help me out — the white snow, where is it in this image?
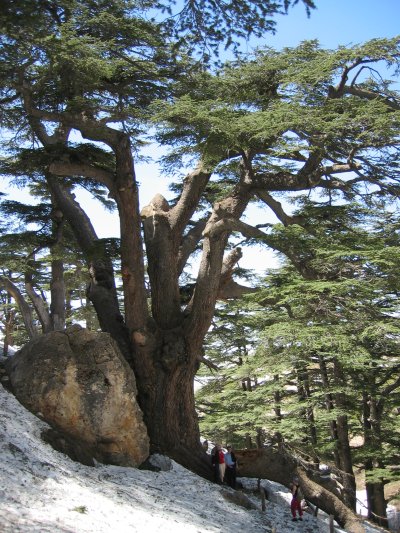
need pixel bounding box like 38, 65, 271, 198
0, 383, 388, 532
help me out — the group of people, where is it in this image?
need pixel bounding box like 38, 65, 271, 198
209, 443, 237, 489
204, 440, 305, 522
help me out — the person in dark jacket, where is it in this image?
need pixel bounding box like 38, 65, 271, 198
224, 445, 237, 489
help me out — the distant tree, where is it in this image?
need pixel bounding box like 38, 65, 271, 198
0, 192, 105, 337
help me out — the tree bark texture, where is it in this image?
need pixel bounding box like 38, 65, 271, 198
333, 360, 357, 510
0, 277, 38, 339
50, 258, 66, 331
363, 392, 388, 528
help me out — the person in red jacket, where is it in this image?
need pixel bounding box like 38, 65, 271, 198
290, 475, 304, 521
211, 444, 226, 483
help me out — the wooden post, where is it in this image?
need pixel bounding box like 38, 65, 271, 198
329, 514, 334, 533
260, 487, 266, 511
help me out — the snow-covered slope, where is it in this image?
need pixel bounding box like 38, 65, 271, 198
0, 384, 385, 532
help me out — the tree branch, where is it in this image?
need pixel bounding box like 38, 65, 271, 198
217, 247, 257, 299
177, 218, 208, 275
24, 272, 52, 333
256, 191, 305, 226
197, 354, 219, 371
169, 164, 212, 235
48, 161, 115, 191
0, 277, 38, 339
343, 86, 400, 111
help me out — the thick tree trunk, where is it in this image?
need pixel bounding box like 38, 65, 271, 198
49, 198, 66, 331
132, 331, 212, 479
365, 471, 388, 529
2, 303, 14, 357
334, 360, 357, 510
336, 415, 357, 510
318, 354, 341, 466
86, 274, 132, 361
296, 365, 317, 445
363, 393, 388, 527
50, 258, 65, 330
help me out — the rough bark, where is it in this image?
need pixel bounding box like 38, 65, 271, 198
363, 392, 389, 528
25, 270, 52, 333
50, 258, 65, 331
132, 163, 254, 466
49, 199, 66, 330
46, 175, 132, 360
1, 301, 15, 357
365, 474, 388, 529
334, 359, 357, 510
318, 353, 341, 466
296, 364, 317, 445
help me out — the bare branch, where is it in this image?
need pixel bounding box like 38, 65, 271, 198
197, 354, 219, 371
343, 86, 400, 111
49, 161, 115, 191
177, 218, 208, 275
256, 191, 305, 226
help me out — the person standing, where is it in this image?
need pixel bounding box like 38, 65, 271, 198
290, 475, 304, 521
224, 445, 237, 489
211, 444, 225, 483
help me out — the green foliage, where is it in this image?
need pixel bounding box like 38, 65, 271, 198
151, 37, 400, 194
197, 203, 400, 474
71, 505, 88, 514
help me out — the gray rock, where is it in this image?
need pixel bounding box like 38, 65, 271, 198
148, 454, 173, 471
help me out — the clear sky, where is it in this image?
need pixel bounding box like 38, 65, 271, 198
264, 0, 400, 50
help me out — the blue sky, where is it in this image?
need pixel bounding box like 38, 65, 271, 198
264, 0, 400, 49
